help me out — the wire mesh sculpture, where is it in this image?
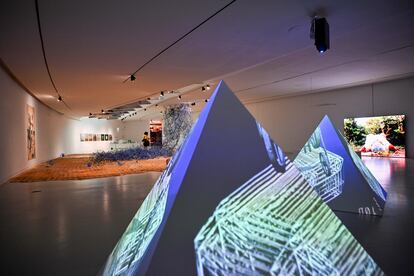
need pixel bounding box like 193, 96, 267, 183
163, 104, 193, 151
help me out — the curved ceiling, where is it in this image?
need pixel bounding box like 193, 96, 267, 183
1, 0, 414, 119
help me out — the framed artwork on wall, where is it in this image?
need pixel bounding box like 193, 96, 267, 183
27, 104, 36, 160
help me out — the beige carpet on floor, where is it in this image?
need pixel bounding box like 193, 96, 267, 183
10, 156, 168, 182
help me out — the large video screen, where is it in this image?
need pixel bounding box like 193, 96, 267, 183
344, 115, 406, 158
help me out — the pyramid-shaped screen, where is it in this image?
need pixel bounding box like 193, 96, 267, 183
294, 115, 387, 216
103, 83, 383, 275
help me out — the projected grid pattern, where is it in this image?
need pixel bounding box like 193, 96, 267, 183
294, 148, 344, 202
102, 147, 183, 275
294, 127, 345, 203
195, 161, 383, 276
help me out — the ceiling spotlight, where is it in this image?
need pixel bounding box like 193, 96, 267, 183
101, 109, 105, 113
205, 99, 209, 103
160, 111, 163, 114
144, 108, 147, 111
57, 95, 63, 102
202, 86, 206, 91
147, 97, 151, 100
191, 102, 196, 106
311, 17, 330, 53
178, 95, 182, 100
160, 91, 164, 97
130, 74, 136, 81
206, 84, 211, 90
155, 104, 158, 107
89, 113, 92, 116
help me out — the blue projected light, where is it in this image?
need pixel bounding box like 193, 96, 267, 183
294, 115, 387, 216
195, 124, 383, 275
103, 84, 384, 275
102, 86, 220, 275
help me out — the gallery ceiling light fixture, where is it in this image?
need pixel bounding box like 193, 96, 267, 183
160, 91, 165, 97
205, 99, 209, 103
178, 95, 182, 100
57, 95, 63, 102
201, 84, 211, 91
123, 0, 238, 83
34, 0, 70, 110
311, 17, 330, 53
130, 74, 136, 81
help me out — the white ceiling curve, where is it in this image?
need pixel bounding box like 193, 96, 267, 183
1, 0, 414, 119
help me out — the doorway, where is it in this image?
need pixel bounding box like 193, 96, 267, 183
150, 120, 162, 147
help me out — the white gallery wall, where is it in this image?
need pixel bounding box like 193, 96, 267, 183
121, 119, 150, 141
0, 66, 121, 184
2, 58, 413, 184
71, 118, 122, 153
246, 76, 414, 159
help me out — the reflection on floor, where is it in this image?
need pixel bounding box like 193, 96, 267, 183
0, 173, 160, 276
336, 157, 414, 275
0, 158, 413, 275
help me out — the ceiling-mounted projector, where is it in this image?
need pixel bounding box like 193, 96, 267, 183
311, 17, 330, 53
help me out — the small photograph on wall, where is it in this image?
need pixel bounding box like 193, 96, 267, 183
88, 134, 93, 142
344, 115, 406, 158
27, 104, 36, 160
97, 134, 101, 141
109, 134, 113, 141
93, 134, 97, 141
80, 133, 86, 142
105, 134, 109, 141
101, 134, 105, 141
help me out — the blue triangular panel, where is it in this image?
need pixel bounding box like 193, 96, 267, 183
103, 84, 383, 275
294, 115, 387, 216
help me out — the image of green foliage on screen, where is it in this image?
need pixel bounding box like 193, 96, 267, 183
344, 115, 406, 158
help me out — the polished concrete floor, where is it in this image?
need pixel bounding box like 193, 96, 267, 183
0, 173, 160, 276
335, 157, 414, 275
0, 158, 413, 275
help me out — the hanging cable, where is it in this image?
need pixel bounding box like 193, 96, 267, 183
34, 0, 70, 110
124, 0, 238, 82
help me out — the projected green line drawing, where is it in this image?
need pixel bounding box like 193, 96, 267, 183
294, 127, 344, 202
103, 145, 183, 275
294, 115, 387, 216
194, 161, 383, 276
